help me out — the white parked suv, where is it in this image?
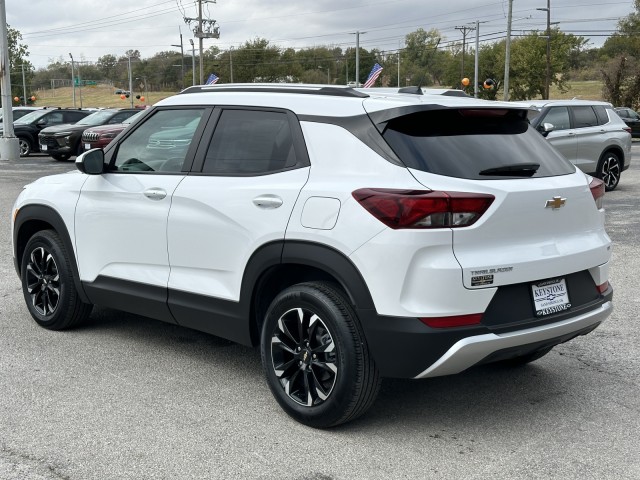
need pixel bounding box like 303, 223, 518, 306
11, 84, 614, 427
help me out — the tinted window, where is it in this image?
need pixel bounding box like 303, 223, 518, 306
382, 108, 575, 179
202, 110, 297, 175
593, 105, 609, 125
111, 108, 204, 173
572, 106, 598, 128
541, 106, 570, 130
64, 111, 87, 123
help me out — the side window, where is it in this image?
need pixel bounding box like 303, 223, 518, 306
111, 108, 205, 173
541, 107, 570, 131
617, 109, 629, 119
572, 106, 598, 128
110, 111, 135, 124
43, 112, 64, 125
202, 109, 297, 175
64, 112, 85, 123
593, 105, 609, 125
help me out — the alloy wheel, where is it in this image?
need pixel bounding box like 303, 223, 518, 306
25, 246, 60, 316
270, 307, 338, 407
600, 155, 620, 189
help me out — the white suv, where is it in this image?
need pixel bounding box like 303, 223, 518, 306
11, 84, 613, 427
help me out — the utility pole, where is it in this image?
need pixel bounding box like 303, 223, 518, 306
128, 56, 133, 108
0, 0, 19, 160
455, 25, 475, 86
229, 46, 233, 83
537, 0, 551, 99
171, 27, 185, 90
474, 21, 479, 98
21, 64, 26, 106
69, 53, 76, 108
182, 0, 220, 85
503, 0, 514, 101
350, 31, 366, 87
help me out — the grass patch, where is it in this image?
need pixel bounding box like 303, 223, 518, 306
32, 84, 176, 109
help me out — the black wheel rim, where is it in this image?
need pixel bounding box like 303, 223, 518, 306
25, 246, 60, 317
270, 307, 338, 407
601, 155, 620, 188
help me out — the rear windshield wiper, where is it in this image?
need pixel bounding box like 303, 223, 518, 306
479, 163, 540, 177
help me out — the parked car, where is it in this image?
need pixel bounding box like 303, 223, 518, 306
0, 106, 42, 123
12, 84, 613, 427
39, 108, 140, 161
5, 107, 93, 157
518, 100, 632, 191
81, 110, 146, 151
614, 106, 640, 138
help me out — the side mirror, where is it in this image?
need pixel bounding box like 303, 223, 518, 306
538, 122, 555, 137
76, 148, 105, 175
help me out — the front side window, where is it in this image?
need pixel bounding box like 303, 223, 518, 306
111, 108, 205, 173
201, 109, 297, 175
541, 107, 570, 130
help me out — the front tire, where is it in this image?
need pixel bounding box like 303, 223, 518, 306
51, 153, 71, 161
21, 230, 92, 330
597, 151, 621, 191
18, 137, 32, 157
261, 282, 381, 428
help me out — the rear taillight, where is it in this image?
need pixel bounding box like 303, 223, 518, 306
623, 126, 632, 134
419, 314, 483, 328
596, 281, 609, 294
352, 189, 494, 229
589, 177, 605, 209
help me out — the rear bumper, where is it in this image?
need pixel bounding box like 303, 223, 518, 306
358, 290, 613, 379
414, 300, 612, 378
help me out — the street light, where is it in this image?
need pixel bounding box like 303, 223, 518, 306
537, 0, 551, 99
69, 53, 76, 108
189, 39, 196, 86
318, 66, 330, 84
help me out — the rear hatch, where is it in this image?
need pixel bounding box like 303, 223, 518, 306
365, 103, 611, 289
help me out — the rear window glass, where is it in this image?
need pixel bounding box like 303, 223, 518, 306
381, 108, 575, 179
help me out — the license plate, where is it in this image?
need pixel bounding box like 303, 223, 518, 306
41, 145, 47, 151
532, 278, 571, 316
85, 143, 91, 150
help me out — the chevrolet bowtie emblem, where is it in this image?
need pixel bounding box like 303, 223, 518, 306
545, 196, 566, 209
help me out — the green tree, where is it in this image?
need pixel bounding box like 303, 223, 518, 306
7, 25, 33, 103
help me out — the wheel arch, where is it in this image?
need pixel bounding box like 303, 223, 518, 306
13, 204, 90, 303
598, 145, 624, 166
244, 240, 376, 346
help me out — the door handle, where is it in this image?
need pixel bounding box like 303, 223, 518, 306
143, 188, 167, 200
253, 194, 283, 209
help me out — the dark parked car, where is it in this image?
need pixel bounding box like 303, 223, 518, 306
81, 110, 145, 151
614, 107, 640, 138
6, 108, 93, 157
39, 108, 140, 161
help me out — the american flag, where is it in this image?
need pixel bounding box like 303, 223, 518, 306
205, 73, 219, 85
363, 63, 383, 88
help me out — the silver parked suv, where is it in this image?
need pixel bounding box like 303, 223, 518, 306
520, 100, 632, 191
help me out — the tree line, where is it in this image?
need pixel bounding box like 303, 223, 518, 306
7, 0, 640, 107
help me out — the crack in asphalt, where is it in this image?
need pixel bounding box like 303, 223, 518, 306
0, 443, 70, 480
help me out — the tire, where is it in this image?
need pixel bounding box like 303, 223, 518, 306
51, 153, 71, 161
597, 151, 621, 191
261, 282, 381, 428
501, 346, 553, 366
21, 230, 93, 330
18, 137, 31, 157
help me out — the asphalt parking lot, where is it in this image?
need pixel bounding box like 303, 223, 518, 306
1, 151, 639, 480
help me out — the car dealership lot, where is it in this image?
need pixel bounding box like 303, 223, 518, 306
1, 151, 639, 479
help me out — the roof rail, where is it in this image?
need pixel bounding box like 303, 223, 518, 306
178, 84, 369, 98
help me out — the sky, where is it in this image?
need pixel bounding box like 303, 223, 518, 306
6, 0, 636, 69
